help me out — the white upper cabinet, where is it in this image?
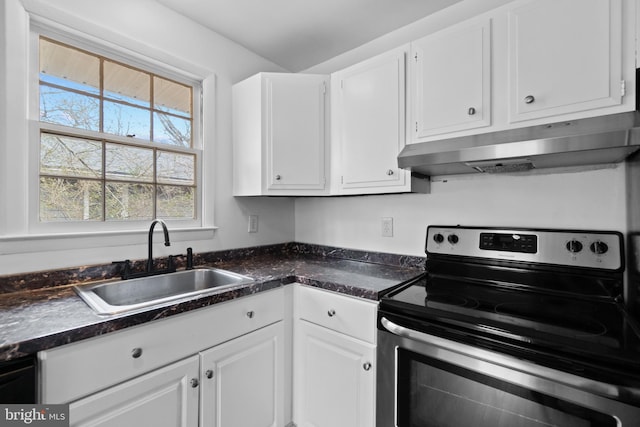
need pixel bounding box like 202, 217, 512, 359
410, 18, 491, 140
233, 73, 329, 196
508, 0, 624, 122
402, 0, 634, 143
333, 46, 413, 194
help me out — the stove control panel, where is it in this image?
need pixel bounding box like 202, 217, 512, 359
479, 232, 537, 253
426, 226, 623, 270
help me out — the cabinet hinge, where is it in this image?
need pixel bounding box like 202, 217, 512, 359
415, 122, 418, 132
341, 176, 344, 184
414, 52, 418, 62
621, 80, 626, 97
322, 82, 327, 94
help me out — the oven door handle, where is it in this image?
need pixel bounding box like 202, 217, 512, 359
381, 316, 640, 404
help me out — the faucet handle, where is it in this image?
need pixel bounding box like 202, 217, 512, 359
173, 249, 194, 270
167, 255, 177, 273
186, 247, 194, 270
112, 260, 131, 279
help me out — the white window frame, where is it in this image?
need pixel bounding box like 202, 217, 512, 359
28, 22, 205, 235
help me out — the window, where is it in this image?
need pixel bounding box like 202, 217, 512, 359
36, 36, 201, 224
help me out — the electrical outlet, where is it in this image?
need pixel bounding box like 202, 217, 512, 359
381, 217, 393, 237
248, 215, 259, 233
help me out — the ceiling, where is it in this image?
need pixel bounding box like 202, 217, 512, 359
155, 0, 462, 72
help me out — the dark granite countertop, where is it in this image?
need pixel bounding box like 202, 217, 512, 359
0, 246, 424, 361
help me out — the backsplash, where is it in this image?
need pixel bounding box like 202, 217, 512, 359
0, 243, 425, 294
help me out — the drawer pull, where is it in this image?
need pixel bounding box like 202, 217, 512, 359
246, 311, 255, 319
190, 378, 199, 388
205, 369, 214, 379
363, 362, 372, 371
131, 348, 143, 359
327, 309, 336, 317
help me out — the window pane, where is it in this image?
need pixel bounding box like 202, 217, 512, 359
153, 112, 191, 147
39, 38, 100, 95
106, 182, 153, 220
40, 133, 102, 178
40, 177, 103, 221
157, 185, 195, 219
157, 151, 195, 185
105, 144, 154, 182
104, 60, 151, 107
154, 76, 191, 116
37, 38, 199, 225
40, 85, 100, 131
104, 100, 151, 140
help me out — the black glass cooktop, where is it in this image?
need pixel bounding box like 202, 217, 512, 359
381, 273, 640, 369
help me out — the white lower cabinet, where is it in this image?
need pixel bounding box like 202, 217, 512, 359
40, 285, 378, 427
39, 288, 286, 427
294, 321, 375, 427
70, 356, 200, 427
200, 322, 285, 427
293, 285, 377, 427
69, 322, 286, 427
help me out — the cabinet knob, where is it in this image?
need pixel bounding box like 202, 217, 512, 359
131, 348, 143, 359
190, 378, 199, 388
386, 169, 394, 176
205, 369, 214, 379
524, 95, 535, 104
468, 107, 476, 116
327, 309, 336, 317
363, 362, 372, 371
275, 174, 282, 181
246, 310, 255, 319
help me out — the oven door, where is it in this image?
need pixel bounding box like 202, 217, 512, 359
377, 316, 640, 427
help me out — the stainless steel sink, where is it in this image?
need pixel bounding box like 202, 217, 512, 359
75, 268, 254, 315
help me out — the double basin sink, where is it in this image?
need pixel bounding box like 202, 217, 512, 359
75, 268, 255, 315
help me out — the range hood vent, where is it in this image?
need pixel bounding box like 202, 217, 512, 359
398, 111, 640, 176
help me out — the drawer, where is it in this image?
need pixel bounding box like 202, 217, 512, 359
40, 287, 284, 404
295, 285, 377, 344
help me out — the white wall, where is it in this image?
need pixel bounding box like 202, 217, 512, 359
294, 0, 629, 257
0, 0, 296, 274
295, 165, 627, 257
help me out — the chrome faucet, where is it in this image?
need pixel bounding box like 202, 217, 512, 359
147, 219, 171, 272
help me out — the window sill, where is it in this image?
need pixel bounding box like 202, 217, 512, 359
0, 227, 218, 256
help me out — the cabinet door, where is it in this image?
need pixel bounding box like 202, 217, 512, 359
294, 320, 376, 427
200, 322, 284, 427
508, 0, 622, 122
411, 18, 491, 138
336, 47, 410, 193
265, 74, 327, 191
69, 356, 199, 427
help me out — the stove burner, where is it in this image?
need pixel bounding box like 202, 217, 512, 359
495, 302, 608, 337
425, 293, 480, 310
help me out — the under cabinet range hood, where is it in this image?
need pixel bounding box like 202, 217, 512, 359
397, 111, 640, 176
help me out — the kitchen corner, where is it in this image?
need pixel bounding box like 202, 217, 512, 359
0, 243, 423, 362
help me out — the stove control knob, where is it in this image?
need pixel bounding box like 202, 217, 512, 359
447, 234, 459, 245
590, 241, 609, 255
566, 240, 583, 253
433, 233, 444, 244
